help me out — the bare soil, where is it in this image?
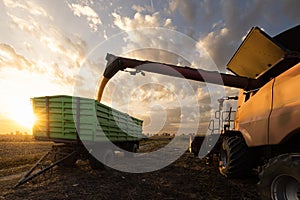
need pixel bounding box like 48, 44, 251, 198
0, 135, 260, 200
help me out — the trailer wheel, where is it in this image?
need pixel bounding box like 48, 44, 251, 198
57, 153, 78, 168
132, 143, 138, 153
50, 144, 78, 168
89, 155, 104, 170
218, 136, 250, 178
124, 143, 138, 157
89, 149, 114, 170
258, 153, 300, 200
102, 149, 114, 167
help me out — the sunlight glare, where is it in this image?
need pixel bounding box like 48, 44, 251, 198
7, 100, 36, 129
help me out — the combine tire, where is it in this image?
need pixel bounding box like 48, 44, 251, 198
258, 153, 300, 200
218, 136, 250, 178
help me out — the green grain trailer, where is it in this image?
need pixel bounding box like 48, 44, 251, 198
15, 95, 143, 187
32, 95, 143, 144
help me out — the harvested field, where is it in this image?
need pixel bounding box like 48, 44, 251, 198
0, 135, 259, 200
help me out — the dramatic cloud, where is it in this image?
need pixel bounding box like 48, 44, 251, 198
3, 0, 89, 86
3, 0, 50, 18
39, 30, 87, 69
1, 0, 298, 135
68, 3, 102, 32
198, 28, 232, 68
6, 13, 43, 38
0, 43, 43, 73
108, 10, 227, 134
112, 12, 174, 31
167, 0, 300, 67
168, 0, 198, 23
132, 4, 154, 13
0, 1, 96, 136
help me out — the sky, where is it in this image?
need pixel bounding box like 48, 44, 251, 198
0, 0, 299, 135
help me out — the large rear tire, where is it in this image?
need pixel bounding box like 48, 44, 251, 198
218, 136, 250, 178
258, 153, 300, 200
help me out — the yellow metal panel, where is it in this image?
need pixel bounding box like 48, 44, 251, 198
227, 27, 286, 78
269, 63, 300, 144
235, 79, 274, 147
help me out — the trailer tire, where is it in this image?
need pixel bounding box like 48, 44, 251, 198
218, 136, 250, 178
89, 155, 104, 170
50, 144, 78, 168
258, 153, 300, 200
58, 153, 78, 168
89, 149, 114, 170
125, 143, 138, 157
102, 149, 114, 167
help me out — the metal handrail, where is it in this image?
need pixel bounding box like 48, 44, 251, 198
208, 107, 236, 134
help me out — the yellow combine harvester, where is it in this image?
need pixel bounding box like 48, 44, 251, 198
101, 25, 300, 200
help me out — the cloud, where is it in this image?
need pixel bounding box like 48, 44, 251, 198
0, 43, 77, 88
197, 27, 232, 68
68, 3, 102, 32
7, 13, 43, 38
166, 0, 300, 68
3, 0, 91, 93
281, 0, 300, 20
39, 30, 87, 69
132, 4, 152, 13
0, 43, 44, 73
168, 0, 198, 23
108, 10, 226, 134
112, 12, 174, 31
3, 0, 50, 18
50, 62, 77, 86
6, 3, 87, 70
101, 61, 215, 134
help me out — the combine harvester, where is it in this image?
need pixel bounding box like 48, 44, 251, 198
100, 25, 300, 199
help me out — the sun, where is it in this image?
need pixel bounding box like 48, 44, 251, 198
7, 100, 36, 129
10, 109, 36, 128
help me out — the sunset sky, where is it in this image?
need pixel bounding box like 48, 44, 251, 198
0, 0, 299, 135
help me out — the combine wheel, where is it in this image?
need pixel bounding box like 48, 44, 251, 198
218, 136, 250, 178
258, 153, 300, 200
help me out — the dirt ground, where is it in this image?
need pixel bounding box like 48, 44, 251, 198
0, 135, 260, 200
